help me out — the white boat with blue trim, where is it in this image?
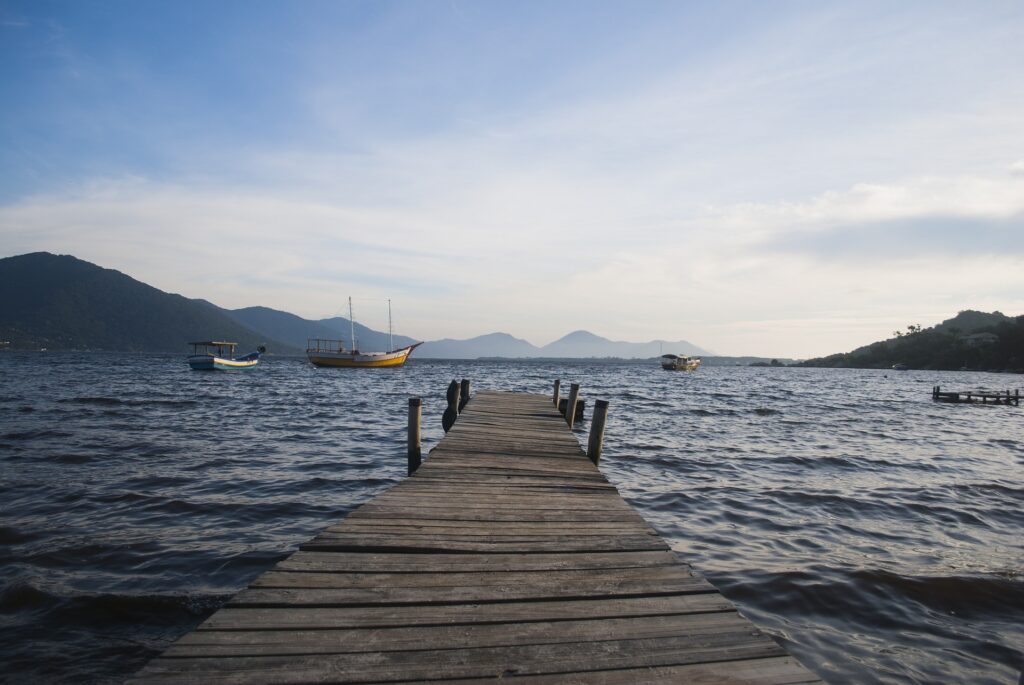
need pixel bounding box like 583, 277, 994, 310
188, 341, 265, 370
661, 354, 701, 371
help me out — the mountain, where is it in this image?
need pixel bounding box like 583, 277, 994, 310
0, 252, 297, 353
418, 332, 541, 359
0, 252, 715, 359
798, 310, 1024, 371
416, 330, 710, 359
540, 330, 709, 358
225, 306, 417, 353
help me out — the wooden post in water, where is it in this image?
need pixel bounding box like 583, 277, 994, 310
407, 397, 422, 475
587, 399, 609, 465
552, 379, 561, 408
565, 383, 581, 426
442, 380, 460, 433
459, 379, 471, 411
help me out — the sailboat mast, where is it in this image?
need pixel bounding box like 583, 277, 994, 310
349, 296, 357, 352
388, 299, 393, 352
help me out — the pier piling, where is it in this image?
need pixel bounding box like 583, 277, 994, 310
442, 379, 460, 432
407, 397, 422, 475
587, 399, 609, 465
565, 382, 581, 425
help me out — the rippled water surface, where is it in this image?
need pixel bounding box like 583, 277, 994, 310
1, 352, 1022, 683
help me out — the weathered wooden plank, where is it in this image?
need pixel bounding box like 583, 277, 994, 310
391, 480, 615, 494
168, 612, 752, 656
276, 550, 682, 573
250, 565, 701, 589
347, 504, 647, 523
419, 458, 594, 471
131, 633, 787, 683
301, 533, 669, 553
197, 594, 735, 630
231, 574, 714, 606
395, 657, 825, 685
369, 490, 631, 505
322, 521, 655, 536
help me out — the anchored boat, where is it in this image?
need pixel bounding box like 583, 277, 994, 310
188, 341, 265, 370
661, 354, 701, 371
306, 298, 421, 368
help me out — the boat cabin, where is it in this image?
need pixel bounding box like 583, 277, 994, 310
306, 338, 351, 354
189, 341, 238, 358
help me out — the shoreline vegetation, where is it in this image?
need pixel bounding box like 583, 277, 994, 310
796, 310, 1024, 373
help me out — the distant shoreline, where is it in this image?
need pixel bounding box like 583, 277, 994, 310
0, 348, 798, 366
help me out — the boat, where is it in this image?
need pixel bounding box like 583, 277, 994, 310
661, 354, 701, 371
306, 298, 421, 368
892, 363, 909, 371
188, 341, 265, 370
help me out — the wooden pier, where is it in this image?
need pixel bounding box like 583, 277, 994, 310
131, 388, 821, 684
932, 385, 1020, 405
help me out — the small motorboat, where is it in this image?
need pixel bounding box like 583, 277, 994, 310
892, 363, 909, 371
188, 341, 265, 370
661, 354, 701, 371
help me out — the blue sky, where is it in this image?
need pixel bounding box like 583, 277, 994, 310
2, 1, 1022, 356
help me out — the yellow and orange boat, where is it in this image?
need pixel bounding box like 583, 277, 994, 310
306, 297, 421, 368
306, 339, 421, 368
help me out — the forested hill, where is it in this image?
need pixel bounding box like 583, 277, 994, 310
798, 311, 1024, 371
0, 252, 297, 353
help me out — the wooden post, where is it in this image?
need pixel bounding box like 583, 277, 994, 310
442, 380, 460, 433
408, 397, 422, 475
459, 379, 471, 411
587, 400, 609, 465
565, 383, 581, 426
552, 379, 561, 408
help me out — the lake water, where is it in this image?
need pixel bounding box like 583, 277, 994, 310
1, 352, 1021, 684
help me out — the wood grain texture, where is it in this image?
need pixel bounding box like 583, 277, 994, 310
130, 390, 819, 684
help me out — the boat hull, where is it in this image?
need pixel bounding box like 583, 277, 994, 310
307, 344, 420, 368
189, 355, 259, 371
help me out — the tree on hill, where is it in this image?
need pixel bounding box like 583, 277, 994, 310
799, 311, 1024, 371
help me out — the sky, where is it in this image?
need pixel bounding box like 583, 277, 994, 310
1, 0, 1022, 357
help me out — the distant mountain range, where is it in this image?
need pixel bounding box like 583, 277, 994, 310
0, 252, 710, 358
223, 306, 418, 355
419, 330, 708, 359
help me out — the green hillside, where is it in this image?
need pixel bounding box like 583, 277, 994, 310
799, 310, 1024, 371
0, 252, 297, 353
